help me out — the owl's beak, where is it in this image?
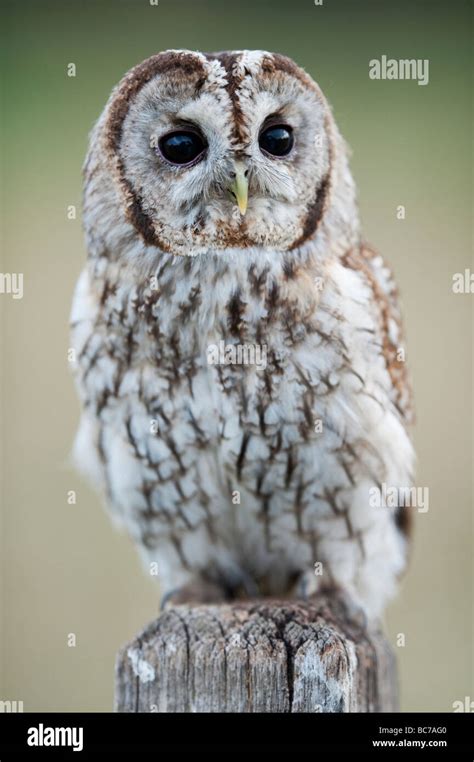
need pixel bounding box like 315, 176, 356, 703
228, 161, 249, 216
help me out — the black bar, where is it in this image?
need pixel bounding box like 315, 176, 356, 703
0, 712, 472, 757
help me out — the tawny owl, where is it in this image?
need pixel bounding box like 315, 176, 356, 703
71, 50, 414, 619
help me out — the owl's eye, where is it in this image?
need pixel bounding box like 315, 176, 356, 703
259, 124, 294, 157
158, 130, 207, 166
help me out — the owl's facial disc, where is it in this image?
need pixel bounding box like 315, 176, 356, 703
108, 50, 333, 255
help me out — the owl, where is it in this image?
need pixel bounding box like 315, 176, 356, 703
70, 50, 414, 619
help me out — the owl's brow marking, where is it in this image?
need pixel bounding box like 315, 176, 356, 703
106, 51, 207, 249
204, 52, 247, 145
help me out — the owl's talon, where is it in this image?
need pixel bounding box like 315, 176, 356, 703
293, 569, 320, 601
299, 576, 309, 600
160, 588, 180, 612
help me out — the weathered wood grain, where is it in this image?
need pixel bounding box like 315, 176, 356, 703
115, 595, 398, 712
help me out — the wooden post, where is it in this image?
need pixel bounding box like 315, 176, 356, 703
115, 595, 398, 713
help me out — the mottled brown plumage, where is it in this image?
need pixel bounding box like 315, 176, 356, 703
71, 50, 414, 618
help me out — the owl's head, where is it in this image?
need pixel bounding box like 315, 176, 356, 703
85, 50, 358, 258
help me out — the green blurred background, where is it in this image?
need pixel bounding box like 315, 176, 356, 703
1, 0, 472, 711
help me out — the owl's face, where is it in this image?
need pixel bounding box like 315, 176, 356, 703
100, 50, 338, 257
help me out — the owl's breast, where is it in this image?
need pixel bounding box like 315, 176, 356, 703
72, 253, 413, 608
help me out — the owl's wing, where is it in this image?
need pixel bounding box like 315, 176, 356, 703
341, 243, 414, 428
340, 244, 415, 541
